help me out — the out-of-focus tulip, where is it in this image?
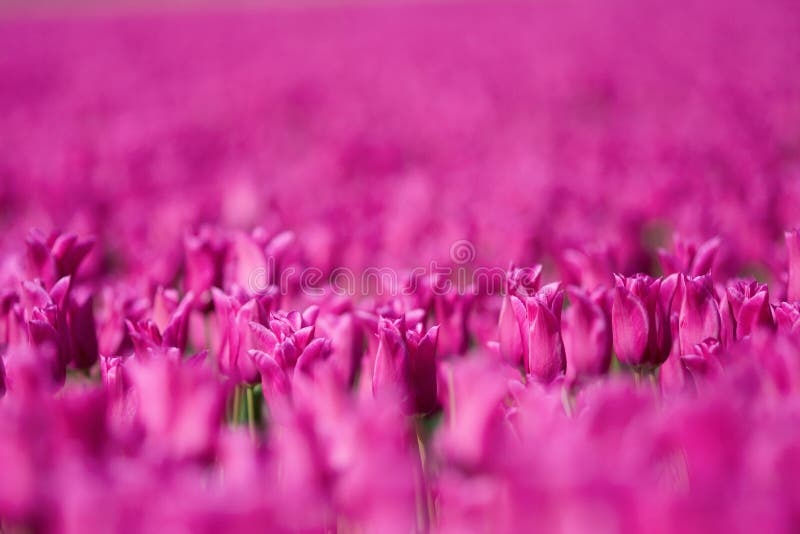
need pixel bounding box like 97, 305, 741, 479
183, 226, 227, 299
562, 287, 611, 381
774, 302, 800, 334
725, 280, 774, 339
127, 291, 195, 357
127, 352, 226, 460
786, 229, 800, 302
25, 230, 95, 289
658, 235, 721, 277
562, 245, 615, 290
372, 316, 440, 414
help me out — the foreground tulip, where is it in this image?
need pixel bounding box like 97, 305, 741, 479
786, 229, 800, 302
612, 275, 670, 368
562, 287, 611, 381
127, 352, 226, 460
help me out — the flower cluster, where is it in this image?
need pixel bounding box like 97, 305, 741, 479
2, 0, 800, 532
1, 226, 800, 532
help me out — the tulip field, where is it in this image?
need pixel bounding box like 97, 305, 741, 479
1, 0, 800, 532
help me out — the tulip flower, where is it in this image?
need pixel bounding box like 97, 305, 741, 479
212, 290, 271, 383
183, 226, 227, 300
431, 290, 472, 357
678, 274, 721, 353
725, 279, 774, 339
25, 230, 95, 289
127, 290, 195, 357
526, 285, 566, 383
497, 293, 527, 365
786, 229, 800, 302
774, 302, 800, 334
562, 245, 615, 290
17, 276, 100, 382
497, 265, 542, 364
0, 352, 5, 398
562, 287, 611, 381
372, 316, 440, 414
658, 235, 721, 277
127, 353, 226, 460
612, 274, 671, 368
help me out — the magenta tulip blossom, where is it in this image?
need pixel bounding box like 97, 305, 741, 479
786, 229, 800, 302
0, 0, 799, 531
562, 286, 611, 381
612, 274, 671, 368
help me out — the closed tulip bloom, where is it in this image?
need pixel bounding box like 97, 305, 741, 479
526, 293, 565, 383
678, 275, 721, 354
372, 317, 410, 400
25, 230, 95, 289
562, 287, 611, 381
612, 275, 670, 368
497, 265, 543, 365
658, 235, 721, 277
774, 302, 800, 334
371, 316, 440, 413
497, 293, 527, 365
0, 353, 5, 398
786, 229, 800, 302
726, 280, 774, 339
183, 227, 226, 300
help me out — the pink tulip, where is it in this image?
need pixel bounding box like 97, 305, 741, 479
786, 229, 800, 302
678, 275, 721, 354
658, 235, 721, 277
526, 286, 566, 383
612, 274, 670, 368
562, 286, 611, 381
725, 280, 774, 339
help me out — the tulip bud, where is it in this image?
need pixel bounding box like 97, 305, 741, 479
678, 275, 721, 353
774, 302, 800, 334
0, 354, 5, 398
786, 229, 800, 302
372, 318, 410, 400
184, 227, 226, 299
658, 235, 720, 277
725, 280, 774, 339
612, 275, 670, 368
562, 287, 611, 381
407, 325, 439, 414
497, 293, 526, 365
526, 295, 565, 384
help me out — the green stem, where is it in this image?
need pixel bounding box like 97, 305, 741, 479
232, 386, 241, 425
247, 386, 256, 437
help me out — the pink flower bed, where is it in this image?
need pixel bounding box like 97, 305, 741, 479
1, 0, 800, 531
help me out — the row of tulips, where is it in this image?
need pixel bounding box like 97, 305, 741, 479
2, 227, 800, 532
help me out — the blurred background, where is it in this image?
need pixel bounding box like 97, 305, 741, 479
0, 0, 798, 285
